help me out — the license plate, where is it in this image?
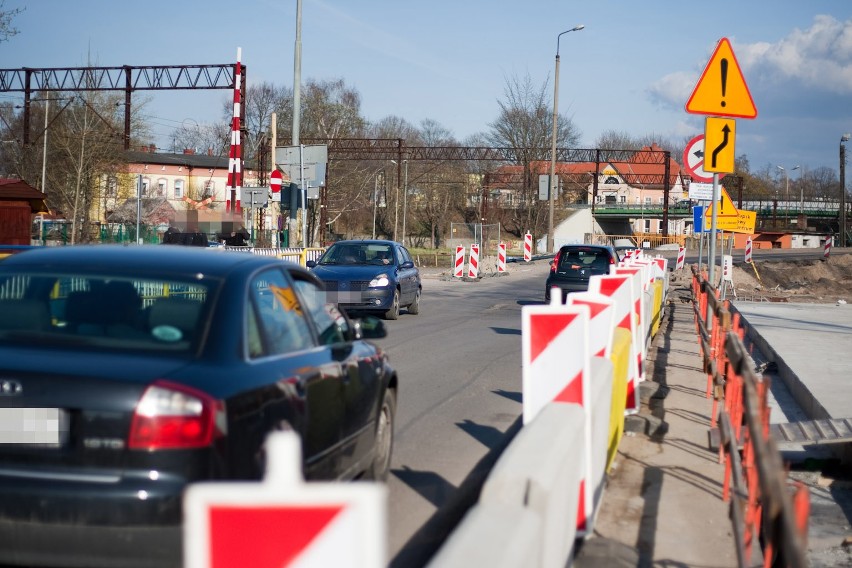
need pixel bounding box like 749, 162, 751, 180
0, 408, 69, 446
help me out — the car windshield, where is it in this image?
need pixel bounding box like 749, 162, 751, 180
0, 270, 217, 353
319, 244, 394, 266
557, 248, 611, 273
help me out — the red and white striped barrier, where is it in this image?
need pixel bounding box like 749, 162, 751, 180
454, 246, 465, 278
744, 238, 753, 264
468, 244, 480, 279
824, 237, 832, 259
588, 274, 640, 414
523, 231, 532, 262
521, 303, 593, 533
568, 292, 616, 358
226, 47, 243, 214
185, 431, 386, 568
676, 246, 686, 270
497, 243, 507, 273
613, 266, 646, 386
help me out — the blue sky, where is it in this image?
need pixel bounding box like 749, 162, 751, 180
2, 0, 852, 177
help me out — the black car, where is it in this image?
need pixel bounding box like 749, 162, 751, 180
307, 240, 421, 320
544, 244, 618, 302
0, 245, 397, 568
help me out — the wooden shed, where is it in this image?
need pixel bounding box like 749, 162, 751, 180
0, 179, 49, 245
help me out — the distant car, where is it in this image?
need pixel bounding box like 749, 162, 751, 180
0, 245, 397, 567
545, 244, 618, 302
308, 239, 421, 320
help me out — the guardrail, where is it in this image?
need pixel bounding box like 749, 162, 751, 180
692, 267, 809, 567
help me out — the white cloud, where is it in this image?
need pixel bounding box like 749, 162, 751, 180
648, 15, 852, 110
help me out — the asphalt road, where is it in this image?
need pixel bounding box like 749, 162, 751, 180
372, 260, 552, 567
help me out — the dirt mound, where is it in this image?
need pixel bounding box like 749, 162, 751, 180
729, 254, 852, 304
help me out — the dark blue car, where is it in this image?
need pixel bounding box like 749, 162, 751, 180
308, 240, 421, 320
0, 245, 397, 567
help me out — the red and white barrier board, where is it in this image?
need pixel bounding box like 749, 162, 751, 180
497, 243, 507, 273
568, 292, 616, 358
676, 246, 685, 270
454, 246, 465, 278
523, 231, 532, 262
468, 244, 480, 278
184, 432, 386, 568
825, 237, 832, 259
744, 238, 752, 264
613, 266, 646, 386
521, 303, 593, 535
588, 274, 640, 414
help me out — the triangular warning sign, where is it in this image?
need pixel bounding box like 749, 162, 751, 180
686, 37, 757, 119
704, 186, 738, 219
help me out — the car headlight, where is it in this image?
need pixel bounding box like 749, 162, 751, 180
369, 273, 390, 287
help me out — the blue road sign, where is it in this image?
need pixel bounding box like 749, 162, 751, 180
693, 205, 705, 233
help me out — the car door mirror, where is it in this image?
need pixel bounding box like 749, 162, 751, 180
400, 261, 415, 270
353, 315, 387, 340
306, 260, 317, 268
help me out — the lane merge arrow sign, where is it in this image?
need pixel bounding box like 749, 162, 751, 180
703, 117, 736, 174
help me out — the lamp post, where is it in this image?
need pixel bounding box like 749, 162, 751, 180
401, 159, 409, 246
841, 134, 850, 247
547, 24, 585, 254
390, 159, 402, 242
777, 165, 799, 223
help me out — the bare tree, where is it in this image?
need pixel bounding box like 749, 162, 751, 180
485, 72, 581, 240
0, 1, 23, 43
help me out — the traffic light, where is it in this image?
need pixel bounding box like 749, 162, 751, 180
280, 183, 305, 212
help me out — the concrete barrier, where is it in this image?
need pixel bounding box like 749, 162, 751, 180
468, 403, 587, 568
426, 504, 543, 568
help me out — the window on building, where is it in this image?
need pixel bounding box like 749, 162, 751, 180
157, 178, 167, 197
174, 180, 184, 199
203, 180, 215, 198
604, 176, 619, 185
643, 219, 651, 233
644, 196, 652, 205
619, 195, 626, 204
105, 176, 117, 197
658, 197, 664, 205
142, 178, 151, 196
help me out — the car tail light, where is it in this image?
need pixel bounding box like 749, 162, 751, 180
550, 254, 560, 272
129, 380, 225, 450
609, 255, 616, 264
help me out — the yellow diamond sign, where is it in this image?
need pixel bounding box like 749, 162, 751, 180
686, 37, 757, 119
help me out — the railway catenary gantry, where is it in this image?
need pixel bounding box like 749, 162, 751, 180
306, 138, 674, 236
0, 64, 245, 149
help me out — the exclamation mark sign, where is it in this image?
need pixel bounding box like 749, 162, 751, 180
720, 58, 728, 108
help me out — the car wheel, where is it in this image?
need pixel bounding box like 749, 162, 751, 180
365, 388, 396, 481
384, 289, 400, 320
407, 288, 421, 315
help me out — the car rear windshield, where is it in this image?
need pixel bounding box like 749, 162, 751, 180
319, 243, 394, 265
557, 248, 612, 272
0, 271, 216, 353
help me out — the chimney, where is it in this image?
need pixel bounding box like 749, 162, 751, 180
183, 148, 195, 155
207, 147, 214, 156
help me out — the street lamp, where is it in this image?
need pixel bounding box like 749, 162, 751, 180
777, 165, 799, 223
547, 24, 585, 254
390, 159, 402, 242
841, 134, 850, 247
401, 159, 409, 246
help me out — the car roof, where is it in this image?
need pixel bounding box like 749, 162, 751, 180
329, 240, 398, 246
0, 245, 310, 280
559, 244, 614, 251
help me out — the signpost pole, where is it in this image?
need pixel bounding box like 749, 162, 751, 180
706, 173, 720, 329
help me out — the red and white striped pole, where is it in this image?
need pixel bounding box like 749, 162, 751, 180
676, 246, 685, 270
824, 237, 833, 259
523, 231, 532, 262
454, 246, 465, 278
468, 244, 480, 279
226, 47, 243, 214
497, 242, 507, 273
744, 237, 753, 264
